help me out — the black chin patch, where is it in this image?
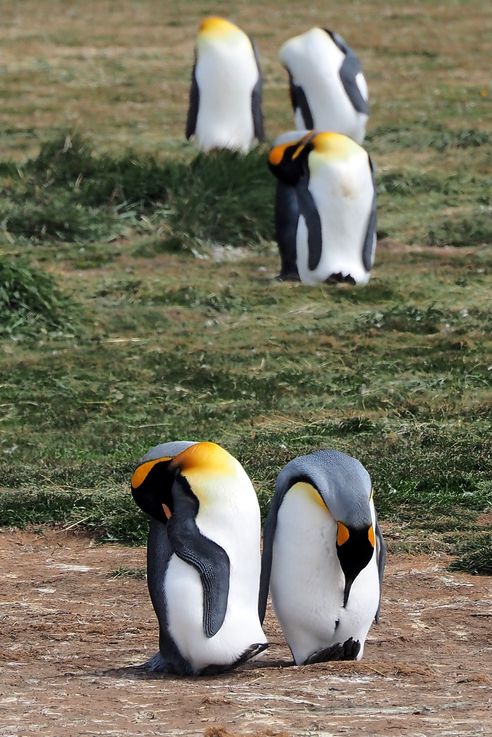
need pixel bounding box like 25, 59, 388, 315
336, 526, 374, 605
131, 460, 175, 522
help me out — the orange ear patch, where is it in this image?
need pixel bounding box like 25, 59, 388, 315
368, 525, 375, 547
337, 521, 350, 546
268, 143, 290, 166
131, 456, 171, 490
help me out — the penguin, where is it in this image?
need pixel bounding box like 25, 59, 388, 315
131, 440, 267, 676
259, 449, 386, 665
279, 27, 369, 144
268, 130, 377, 284
186, 16, 264, 152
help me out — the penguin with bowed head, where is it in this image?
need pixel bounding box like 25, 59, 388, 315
279, 27, 369, 144
268, 129, 377, 284
131, 440, 267, 675
259, 449, 386, 664
186, 16, 264, 153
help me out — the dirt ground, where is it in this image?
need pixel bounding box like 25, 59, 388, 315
0, 530, 490, 737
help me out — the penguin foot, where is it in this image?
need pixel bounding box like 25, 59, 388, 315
325, 272, 356, 285
141, 651, 180, 674
200, 642, 269, 676
304, 637, 361, 664
276, 271, 301, 282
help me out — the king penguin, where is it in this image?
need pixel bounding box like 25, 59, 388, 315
279, 27, 369, 144
268, 130, 377, 284
131, 440, 267, 675
186, 16, 264, 152
259, 449, 386, 664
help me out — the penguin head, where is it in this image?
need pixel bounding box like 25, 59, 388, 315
268, 131, 317, 185
196, 16, 248, 51
131, 455, 177, 523
131, 441, 243, 522
335, 520, 376, 607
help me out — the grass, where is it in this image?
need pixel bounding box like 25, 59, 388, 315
0, 256, 80, 337
0, 0, 491, 575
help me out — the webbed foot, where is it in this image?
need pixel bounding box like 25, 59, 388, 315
276, 270, 301, 282
304, 637, 361, 664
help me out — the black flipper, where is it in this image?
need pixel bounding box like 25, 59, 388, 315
275, 181, 300, 280
250, 38, 265, 141
287, 70, 314, 129
304, 638, 361, 664
375, 517, 387, 624
296, 178, 323, 271
259, 473, 303, 622
167, 474, 230, 639
185, 56, 200, 139
146, 518, 193, 675
325, 30, 369, 115
362, 154, 377, 272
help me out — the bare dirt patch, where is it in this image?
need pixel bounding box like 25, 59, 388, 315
0, 530, 490, 737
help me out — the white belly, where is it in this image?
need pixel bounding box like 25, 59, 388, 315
165, 495, 266, 672
195, 49, 258, 152
296, 149, 374, 285
270, 483, 379, 664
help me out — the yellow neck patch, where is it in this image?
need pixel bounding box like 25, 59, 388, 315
169, 441, 236, 477
311, 132, 362, 161
289, 481, 327, 512
131, 456, 171, 490
198, 16, 240, 38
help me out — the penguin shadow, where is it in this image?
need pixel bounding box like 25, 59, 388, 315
90, 654, 291, 681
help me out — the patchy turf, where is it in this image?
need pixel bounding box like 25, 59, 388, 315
0, 0, 491, 580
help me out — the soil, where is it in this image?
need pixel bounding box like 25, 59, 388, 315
0, 529, 490, 737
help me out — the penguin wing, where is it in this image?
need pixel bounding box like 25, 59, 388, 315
185, 56, 200, 139
259, 469, 301, 623
287, 70, 314, 129
362, 155, 377, 272
258, 488, 283, 623
375, 518, 386, 623
327, 30, 369, 115
250, 38, 265, 141
296, 177, 323, 271
167, 475, 230, 638
146, 517, 192, 673
275, 181, 300, 279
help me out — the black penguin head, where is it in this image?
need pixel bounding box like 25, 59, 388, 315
131, 458, 198, 523
336, 521, 375, 607
268, 131, 316, 185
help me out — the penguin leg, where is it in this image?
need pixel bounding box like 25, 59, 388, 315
276, 268, 301, 282
304, 637, 361, 664
199, 642, 269, 676
141, 651, 177, 674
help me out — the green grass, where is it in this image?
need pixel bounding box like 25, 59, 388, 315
449, 529, 492, 576
0, 256, 80, 337
0, 0, 491, 575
